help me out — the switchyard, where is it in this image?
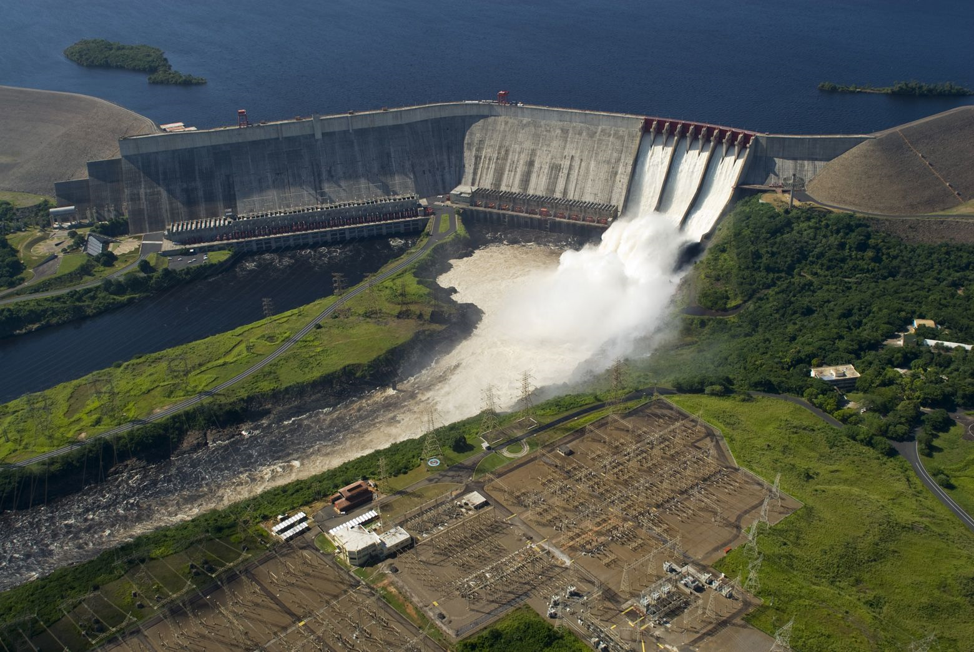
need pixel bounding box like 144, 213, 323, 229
384, 400, 800, 649
100, 539, 440, 652
85, 400, 797, 652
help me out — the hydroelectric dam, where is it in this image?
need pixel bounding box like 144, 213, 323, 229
55, 95, 870, 248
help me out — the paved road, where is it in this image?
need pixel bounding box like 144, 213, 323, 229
892, 439, 974, 533
752, 392, 974, 531
10, 216, 454, 468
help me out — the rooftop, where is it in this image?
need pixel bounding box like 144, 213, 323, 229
810, 364, 860, 381
330, 524, 378, 553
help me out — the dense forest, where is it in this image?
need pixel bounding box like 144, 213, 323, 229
90, 217, 130, 237
818, 80, 973, 96
0, 237, 25, 289
663, 198, 974, 453
64, 39, 206, 85
1, 199, 54, 231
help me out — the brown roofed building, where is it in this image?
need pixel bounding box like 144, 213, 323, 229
330, 480, 374, 514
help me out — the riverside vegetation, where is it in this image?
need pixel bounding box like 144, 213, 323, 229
64, 39, 206, 85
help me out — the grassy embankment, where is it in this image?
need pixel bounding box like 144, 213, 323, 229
439, 214, 452, 233
0, 191, 53, 208
64, 39, 206, 85
669, 394, 974, 652
925, 421, 974, 516
0, 231, 444, 462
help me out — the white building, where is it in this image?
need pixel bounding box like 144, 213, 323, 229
330, 524, 412, 566
810, 364, 860, 391
458, 491, 489, 510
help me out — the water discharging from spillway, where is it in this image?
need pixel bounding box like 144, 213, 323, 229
0, 132, 746, 591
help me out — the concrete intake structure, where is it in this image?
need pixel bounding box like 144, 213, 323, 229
55, 100, 871, 239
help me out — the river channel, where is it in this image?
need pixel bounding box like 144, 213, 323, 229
0, 238, 415, 404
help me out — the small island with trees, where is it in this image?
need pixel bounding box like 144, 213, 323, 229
64, 39, 206, 85
818, 80, 973, 96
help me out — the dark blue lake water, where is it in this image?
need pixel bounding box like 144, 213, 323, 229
2, 0, 973, 134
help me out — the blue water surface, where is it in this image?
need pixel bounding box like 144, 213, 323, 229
1, 0, 972, 134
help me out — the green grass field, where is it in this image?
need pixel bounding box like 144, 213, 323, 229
668, 394, 974, 652
0, 191, 52, 207
6, 229, 49, 271
439, 214, 452, 233
925, 422, 974, 516
0, 233, 454, 463
456, 605, 586, 652
145, 252, 169, 270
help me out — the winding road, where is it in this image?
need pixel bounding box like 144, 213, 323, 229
9, 215, 456, 468
892, 439, 974, 532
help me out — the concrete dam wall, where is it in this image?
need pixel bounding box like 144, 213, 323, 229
105, 103, 644, 234
55, 99, 887, 237
460, 116, 640, 210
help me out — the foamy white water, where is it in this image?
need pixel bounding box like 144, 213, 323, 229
683, 149, 746, 240
657, 139, 713, 221
626, 133, 674, 216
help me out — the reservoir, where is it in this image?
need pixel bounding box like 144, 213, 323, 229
1, 0, 973, 135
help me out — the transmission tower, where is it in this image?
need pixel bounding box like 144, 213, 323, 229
24, 393, 54, 444
743, 519, 761, 559
759, 496, 771, 525
332, 272, 347, 296
772, 472, 782, 507
262, 297, 275, 319
705, 590, 718, 621
519, 371, 535, 416
769, 618, 794, 652
478, 385, 500, 440
610, 359, 627, 393
421, 408, 442, 462
744, 554, 762, 594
